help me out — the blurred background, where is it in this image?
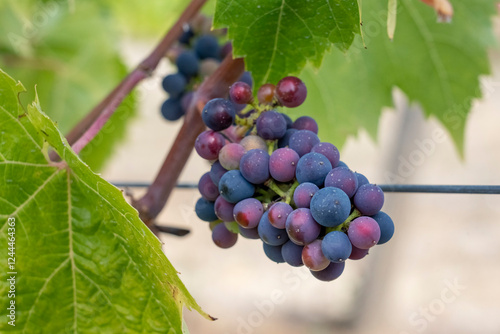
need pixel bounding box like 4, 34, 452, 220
2, 1, 500, 333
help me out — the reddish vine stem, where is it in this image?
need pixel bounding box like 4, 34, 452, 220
49, 0, 208, 159
134, 56, 245, 224
72, 70, 146, 154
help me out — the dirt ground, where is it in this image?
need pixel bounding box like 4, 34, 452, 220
100, 33, 500, 334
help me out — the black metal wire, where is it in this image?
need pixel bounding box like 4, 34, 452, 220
379, 185, 500, 194
111, 182, 500, 194
112, 182, 199, 188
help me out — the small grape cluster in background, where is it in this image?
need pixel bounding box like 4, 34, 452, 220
160, 14, 252, 121
194, 76, 395, 282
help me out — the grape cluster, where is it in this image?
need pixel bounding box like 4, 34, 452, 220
160, 15, 252, 121
194, 76, 395, 282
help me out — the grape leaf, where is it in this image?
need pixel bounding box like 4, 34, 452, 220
0, 1, 136, 171
0, 69, 210, 332
79, 92, 136, 172
290, 0, 497, 151
213, 0, 361, 87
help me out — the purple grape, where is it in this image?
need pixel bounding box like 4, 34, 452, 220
302, 239, 329, 271
355, 172, 370, 187
239, 149, 270, 184
269, 148, 299, 182
218, 143, 246, 170
275, 76, 307, 108
285, 208, 321, 245
348, 217, 381, 249
371, 211, 395, 244
229, 81, 253, 104
281, 240, 304, 267
195, 130, 225, 160
240, 135, 267, 151
257, 83, 275, 105
256, 110, 287, 140
292, 116, 318, 134
349, 244, 369, 260
337, 161, 348, 168
282, 113, 293, 129
310, 262, 345, 282
202, 98, 235, 131
194, 34, 220, 60
176, 51, 199, 78
293, 182, 319, 208
210, 161, 228, 185
263, 243, 285, 263
162, 73, 187, 97
160, 97, 184, 121
310, 187, 351, 227
233, 198, 263, 229
258, 212, 289, 246
321, 231, 352, 263
214, 196, 236, 222
324, 167, 359, 198
238, 225, 260, 239
212, 223, 238, 248
289, 130, 320, 157
277, 128, 297, 148
268, 202, 293, 229
353, 184, 384, 215
198, 172, 219, 201
295, 152, 332, 186
218, 170, 255, 203
195, 197, 217, 222
239, 71, 253, 88
311, 142, 340, 167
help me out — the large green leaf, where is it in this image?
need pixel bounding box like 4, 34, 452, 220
291, 0, 497, 151
0, 69, 209, 332
214, 0, 361, 87
0, 1, 136, 171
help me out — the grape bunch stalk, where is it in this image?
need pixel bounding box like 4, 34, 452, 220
194, 76, 395, 282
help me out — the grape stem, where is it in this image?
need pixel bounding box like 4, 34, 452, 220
134, 55, 245, 224
266, 140, 276, 155
266, 179, 287, 197
326, 209, 362, 233
265, 179, 299, 204
256, 188, 274, 205
284, 180, 299, 205
49, 0, 209, 158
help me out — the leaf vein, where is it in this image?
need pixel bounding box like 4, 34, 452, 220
263, 0, 286, 83
3, 170, 59, 217
22, 258, 71, 333
67, 169, 78, 334
0, 105, 42, 151
74, 267, 125, 329
0, 161, 56, 168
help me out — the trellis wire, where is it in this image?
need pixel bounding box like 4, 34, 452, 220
112, 182, 500, 194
